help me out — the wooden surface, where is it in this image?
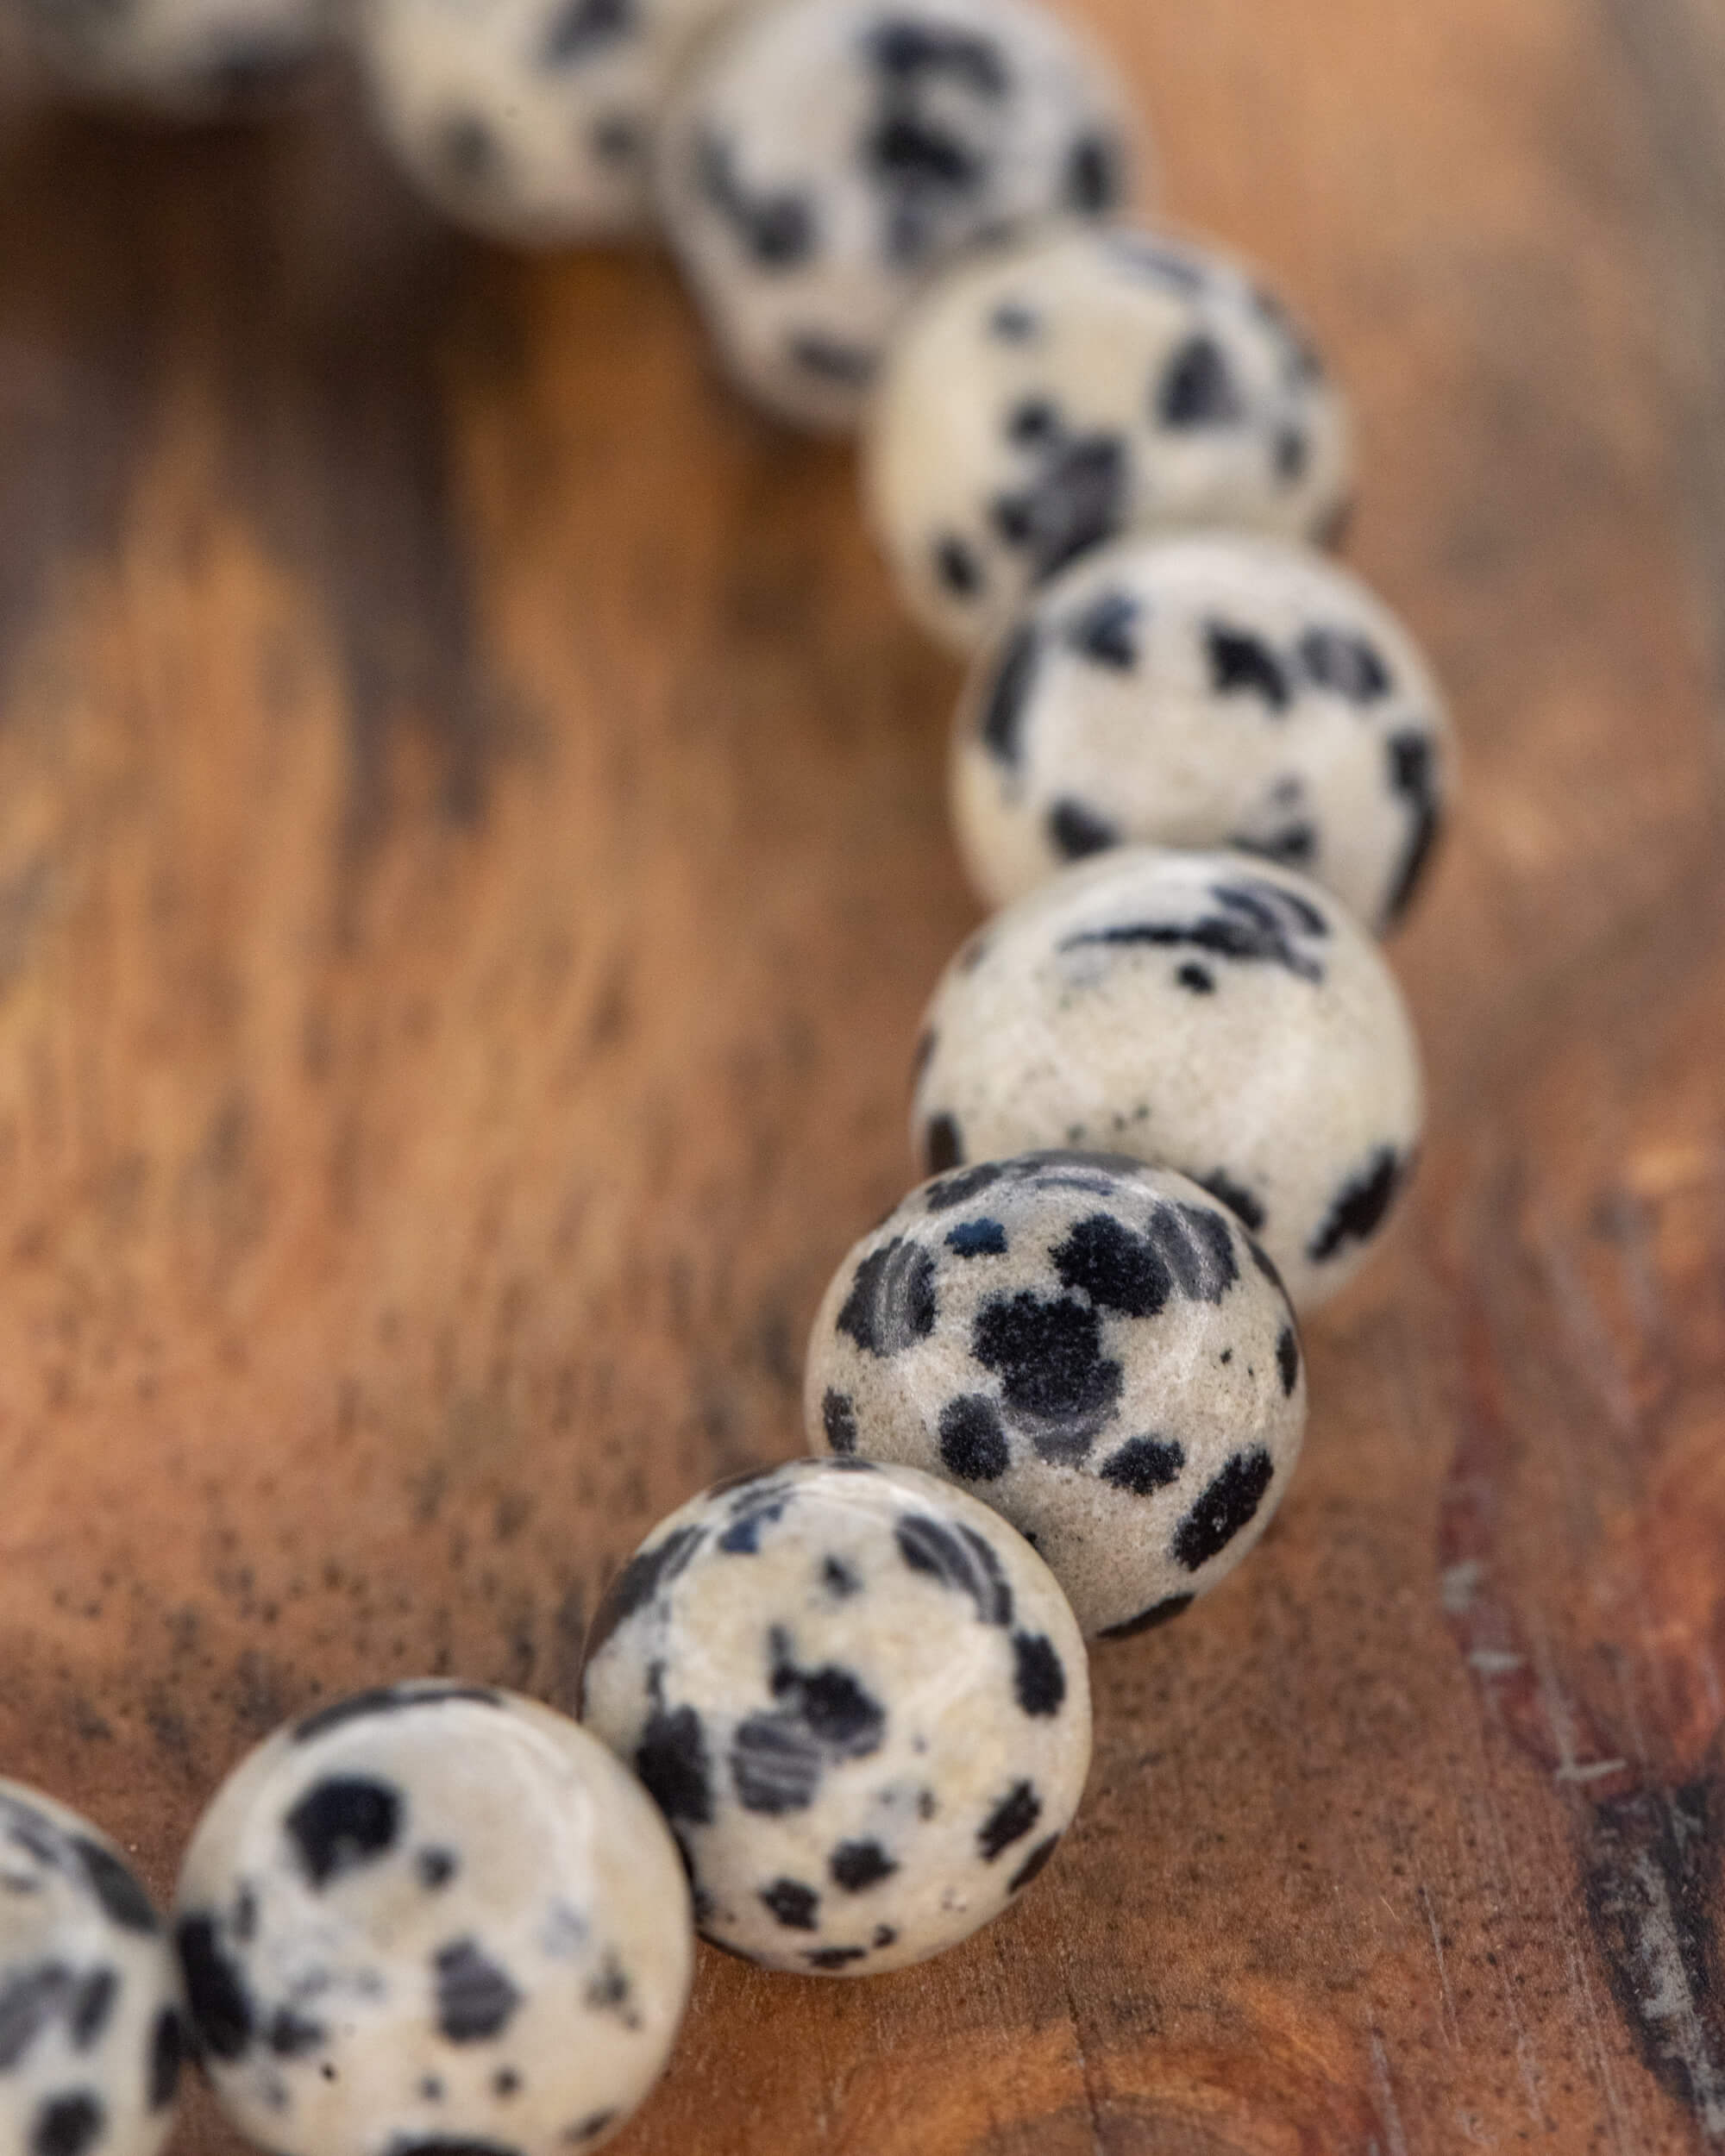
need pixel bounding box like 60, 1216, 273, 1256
2, 2, 1724, 2149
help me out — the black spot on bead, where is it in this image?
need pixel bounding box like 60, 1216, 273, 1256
285, 1777, 401, 1890
1276, 1326, 1301, 1396
539, 0, 631, 64
1064, 129, 1121, 210
731, 1719, 822, 1815
1099, 1435, 1185, 1495
896, 1514, 1013, 1625
395, 2142, 522, 2156
493, 2070, 519, 2098
977, 622, 1039, 768
417, 1848, 459, 1890
31, 2094, 103, 2156
292, 1684, 502, 1745
434, 1940, 521, 2044
636, 1705, 712, 1825
565, 2114, 619, 2146
804, 1946, 868, 1970
787, 333, 877, 387
978, 1781, 1041, 1861
1109, 234, 1207, 292
972, 1290, 1121, 1462
268, 2007, 325, 2059
821, 1389, 858, 1456
1047, 798, 1118, 862
938, 1395, 1010, 1482
1234, 818, 1317, 871
1012, 1633, 1066, 1716
175, 1916, 253, 2060
872, 1925, 898, 1950
1383, 730, 1441, 923
1007, 397, 1059, 444
1063, 586, 1141, 669
1177, 963, 1214, 993
837, 1238, 938, 1357
718, 1494, 789, 1555
759, 1878, 820, 1931
584, 1523, 706, 1665
988, 301, 1039, 342
830, 1840, 898, 1893
935, 536, 983, 599
1307, 1147, 1408, 1263
923, 1113, 963, 1174
1299, 625, 1390, 701
1059, 875, 1329, 984
71, 1839, 159, 1935
1172, 1448, 1276, 1571
1101, 1594, 1195, 1639
584, 1951, 637, 2027
693, 130, 814, 267
1053, 1213, 1170, 1319
1007, 1834, 1062, 1895
1274, 425, 1309, 483
147, 2008, 184, 2110
992, 433, 1127, 585
771, 1643, 887, 1754
821, 1554, 861, 1598
924, 1162, 1003, 1213
1206, 624, 1291, 711
1157, 334, 1244, 428
0, 1965, 78, 2070
945, 1217, 1007, 1257
1196, 1169, 1264, 1233
69, 1971, 115, 2050
1160, 1204, 1239, 1301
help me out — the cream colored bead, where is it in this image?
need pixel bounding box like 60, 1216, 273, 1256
911, 848, 1422, 1308
806, 1153, 1308, 1637
581, 1460, 1090, 1972
951, 533, 1453, 931
864, 224, 1351, 651
174, 1684, 692, 2156
657, 0, 1141, 429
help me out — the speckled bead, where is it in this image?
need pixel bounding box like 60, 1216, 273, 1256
580, 1459, 1090, 1974
21, 0, 327, 115
951, 534, 1454, 932
656, 0, 1139, 429
911, 848, 1422, 1309
804, 1153, 1306, 1638
864, 224, 1351, 651
0, 1781, 185, 2156
356, 0, 750, 243
172, 1683, 692, 2156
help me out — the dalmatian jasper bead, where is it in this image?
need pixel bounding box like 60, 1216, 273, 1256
21, 0, 327, 116
804, 1154, 1306, 1639
656, 0, 1138, 429
864, 223, 1351, 650
172, 1683, 692, 2156
580, 1459, 1090, 1974
912, 847, 1422, 1309
357, 0, 750, 242
951, 533, 1454, 932
0, 1781, 185, 2156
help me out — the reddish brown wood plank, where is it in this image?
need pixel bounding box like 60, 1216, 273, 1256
0, 0, 1722, 2148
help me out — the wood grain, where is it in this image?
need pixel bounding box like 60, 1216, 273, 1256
1, 0, 1723, 2148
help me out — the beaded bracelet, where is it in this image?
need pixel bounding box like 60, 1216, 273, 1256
3, 2, 1456, 2153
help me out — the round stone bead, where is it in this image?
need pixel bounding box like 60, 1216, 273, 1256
911, 847, 1422, 1309
864, 223, 1351, 651
951, 533, 1454, 933
0, 1781, 185, 2156
580, 1459, 1090, 1974
656, 0, 1138, 430
21, 0, 327, 116
356, 0, 749, 243
173, 1683, 692, 2156
804, 1153, 1306, 1639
